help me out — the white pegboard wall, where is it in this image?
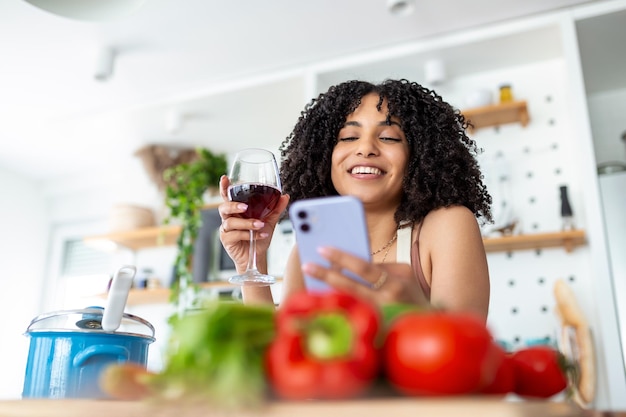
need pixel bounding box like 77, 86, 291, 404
474, 60, 584, 235
486, 247, 593, 350
460, 59, 596, 350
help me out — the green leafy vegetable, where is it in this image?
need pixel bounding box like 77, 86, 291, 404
150, 301, 275, 409
381, 303, 424, 326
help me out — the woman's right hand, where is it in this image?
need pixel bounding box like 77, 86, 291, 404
299, 246, 430, 308
217, 175, 290, 273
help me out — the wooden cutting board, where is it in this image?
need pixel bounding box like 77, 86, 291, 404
0, 398, 584, 417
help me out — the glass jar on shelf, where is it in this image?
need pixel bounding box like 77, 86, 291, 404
499, 84, 514, 103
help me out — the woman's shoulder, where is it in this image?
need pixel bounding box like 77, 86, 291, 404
423, 205, 476, 225
419, 205, 481, 242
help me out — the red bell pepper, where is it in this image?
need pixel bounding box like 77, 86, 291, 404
265, 291, 381, 400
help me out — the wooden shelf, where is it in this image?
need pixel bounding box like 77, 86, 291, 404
84, 225, 181, 251
483, 229, 586, 253
95, 281, 240, 305
96, 280, 283, 306
462, 100, 530, 131
86, 228, 584, 306
83, 202, 221, 251
86, 225, 586, 255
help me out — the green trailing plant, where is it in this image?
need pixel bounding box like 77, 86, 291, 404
163, 147, 228, 315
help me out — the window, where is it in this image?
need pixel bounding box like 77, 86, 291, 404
58, 238, 113, 309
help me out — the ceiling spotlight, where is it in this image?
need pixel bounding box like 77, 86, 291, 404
166, 109, 185, 134
94, 47, 116, 82
387, 0, 416, 16
424, 59, 446, 86
23, 0, 147, 22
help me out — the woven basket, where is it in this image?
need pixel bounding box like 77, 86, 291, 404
109, 205, 156, 232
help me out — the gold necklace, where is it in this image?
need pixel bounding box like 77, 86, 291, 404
380, 240, 395, 263
371, 230, 398, 256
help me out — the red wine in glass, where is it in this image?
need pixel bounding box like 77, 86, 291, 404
227, 148, 282, 286
228, 183, 281, 220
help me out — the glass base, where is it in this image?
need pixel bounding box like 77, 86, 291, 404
228, 271, 275, 286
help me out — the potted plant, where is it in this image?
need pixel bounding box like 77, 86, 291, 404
163, 147, 228, 315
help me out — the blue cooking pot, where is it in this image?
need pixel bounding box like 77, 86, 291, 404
22, 307, 155, 399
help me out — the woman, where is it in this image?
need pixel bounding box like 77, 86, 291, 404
218, 79, 492, 320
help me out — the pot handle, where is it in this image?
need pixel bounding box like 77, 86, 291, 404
72, 345, 130, 368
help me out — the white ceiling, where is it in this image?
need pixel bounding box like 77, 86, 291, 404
0, 0, 608, 182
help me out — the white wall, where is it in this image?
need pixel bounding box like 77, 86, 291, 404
43, 156, 162, 225
588, 87, 626, 165
0, 167, 48, 399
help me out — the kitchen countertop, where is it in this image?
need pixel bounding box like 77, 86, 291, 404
1, 398, 622, 417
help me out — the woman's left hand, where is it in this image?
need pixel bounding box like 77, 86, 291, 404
300, 246, 429, 307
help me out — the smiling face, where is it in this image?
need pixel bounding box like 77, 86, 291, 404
331, 93, 410, 208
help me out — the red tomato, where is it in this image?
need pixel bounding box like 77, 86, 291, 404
511, 345, 568, 398
480, 343, 515, 395
382, 311, 498, 396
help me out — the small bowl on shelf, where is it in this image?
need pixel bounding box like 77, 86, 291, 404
464, 89, 493, 108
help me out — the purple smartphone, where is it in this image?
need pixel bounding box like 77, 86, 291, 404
289, 195, 371, 292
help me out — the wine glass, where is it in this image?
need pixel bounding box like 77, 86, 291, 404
227, 148, 282, 285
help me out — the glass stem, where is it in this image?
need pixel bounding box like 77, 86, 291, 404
246, 229, 259, 274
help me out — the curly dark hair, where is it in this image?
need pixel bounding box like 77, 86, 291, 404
279, 79, 492, 225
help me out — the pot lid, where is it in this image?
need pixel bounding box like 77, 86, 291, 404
597, 161, 626, 175
25, 307, 155, 340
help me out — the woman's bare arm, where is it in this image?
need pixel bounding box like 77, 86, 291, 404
421, 205, 490, 320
